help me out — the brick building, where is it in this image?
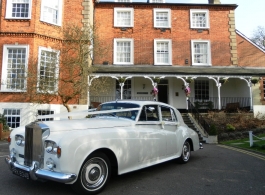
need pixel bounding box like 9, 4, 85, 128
0, 0, 264, 129
90, 0, 265, 116
0, 0, 94, 127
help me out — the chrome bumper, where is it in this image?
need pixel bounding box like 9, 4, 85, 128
5, 156, 77, 183
199, 143, 203, 149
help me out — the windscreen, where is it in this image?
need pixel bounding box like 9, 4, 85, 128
95, 102, 140, 120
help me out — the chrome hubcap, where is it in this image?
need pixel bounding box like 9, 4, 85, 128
182, 142, 190, 161
81, 157, 108, 191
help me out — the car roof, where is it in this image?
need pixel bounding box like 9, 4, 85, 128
101, 100, 176, 108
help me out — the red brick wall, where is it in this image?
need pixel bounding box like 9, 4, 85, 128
0, 0, 84, 104
237, 33, 265, 67
94, 4, 234, 66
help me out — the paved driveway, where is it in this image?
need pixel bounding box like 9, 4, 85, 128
0, 141, 265, 195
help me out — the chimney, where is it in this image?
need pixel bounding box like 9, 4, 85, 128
208, 0, 221, 4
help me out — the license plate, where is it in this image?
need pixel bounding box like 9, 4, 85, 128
12, 167, 30, 180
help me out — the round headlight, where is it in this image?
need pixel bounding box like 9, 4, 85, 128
15, 135, 25, 146
45, 141, 57, 154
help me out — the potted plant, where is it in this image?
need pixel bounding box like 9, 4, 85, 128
152, 77, 161, 84
207, 124, 218, 144
118, 77, 126, 83
251, 77, 260, 86
0, 114, 11, 140
185, 78, 193, 83
219, 78, 228, 84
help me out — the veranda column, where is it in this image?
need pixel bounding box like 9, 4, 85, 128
88, 76, 100, 107
209, 77, 222, 110
176, 77, 189, 110
240, 78, 253, 111
120, 82, 124, 100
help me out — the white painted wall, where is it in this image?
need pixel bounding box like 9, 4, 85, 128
0, 103, 88, 127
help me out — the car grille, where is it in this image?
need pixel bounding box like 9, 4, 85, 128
24, 122, 49, 167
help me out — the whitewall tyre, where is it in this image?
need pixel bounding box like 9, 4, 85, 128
178, 140, 191, 164
72, 152, 111, 195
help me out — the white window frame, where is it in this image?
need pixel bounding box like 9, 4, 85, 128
3, 108, 21, 128
113, 38, 134, 65
190, 9, 210, 29
154, 39, 172, 65
153, 8, 171, 28
37, 109, 55, 121
40, 0, 63, 26
5, 0, 32, 19
191, 40, 211, 66
194, 80, 210, 101
114, 8, 134, 27
150, 0, 165, 3
1, 45, 29, 92
37, 46, 60, 93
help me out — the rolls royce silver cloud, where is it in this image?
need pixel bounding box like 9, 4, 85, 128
5, 100, 202, 195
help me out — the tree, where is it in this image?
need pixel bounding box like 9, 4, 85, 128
24, 24, 110, 113
251, 26, 265, 50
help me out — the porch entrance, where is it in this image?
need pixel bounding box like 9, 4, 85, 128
158, 80, 168, 104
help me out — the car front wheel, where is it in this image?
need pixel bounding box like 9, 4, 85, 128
178, 140, 191, 164
72, 152, 111, 195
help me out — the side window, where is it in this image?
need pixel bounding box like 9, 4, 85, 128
138, 105, 159, 121
161, 106, 177, 122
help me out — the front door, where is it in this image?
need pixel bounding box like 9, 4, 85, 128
158, 85, 168, 104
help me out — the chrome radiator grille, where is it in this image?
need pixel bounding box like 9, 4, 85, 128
24, 123, 44, 167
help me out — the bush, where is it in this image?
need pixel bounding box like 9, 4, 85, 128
0, 114, 9, 131
209, 124, 217, 135
226, 123, 235, 131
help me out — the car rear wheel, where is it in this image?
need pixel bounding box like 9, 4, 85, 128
72, 152, 111, 195
178, 140, 191, 164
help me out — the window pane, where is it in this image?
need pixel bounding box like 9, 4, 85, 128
116, 79, 131, 99
117, 11, 131, 26
37, 110, 54, 121
192, 13, 206, 27
12, 0, 29, 18
193, 42, 208, 64
4, 109, 21, 128
195, 80, 209, 100
156, 12, 168, 27
6, 48, 26, 90
42, 0, 59, 24
156, 42, 169, 63
116, 41, 131, 63
39, 50, 58, 92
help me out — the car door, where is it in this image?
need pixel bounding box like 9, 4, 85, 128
160, 106, 179, 156
136, 105, 166, 163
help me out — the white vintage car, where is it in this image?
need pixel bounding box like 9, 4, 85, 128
5, 100, 202, 195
